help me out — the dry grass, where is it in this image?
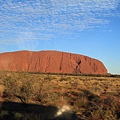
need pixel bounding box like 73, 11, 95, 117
0, 71, 120, 119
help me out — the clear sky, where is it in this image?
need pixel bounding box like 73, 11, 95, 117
0, 0, 120, 74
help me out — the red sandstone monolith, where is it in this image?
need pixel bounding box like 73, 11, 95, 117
0, 50, 107, 74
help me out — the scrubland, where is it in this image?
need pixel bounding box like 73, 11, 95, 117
0, 71, 120, 120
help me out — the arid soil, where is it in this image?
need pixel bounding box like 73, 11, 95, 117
0, 72, 120, 120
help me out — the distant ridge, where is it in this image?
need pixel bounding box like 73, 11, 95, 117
0, 50, 107, 74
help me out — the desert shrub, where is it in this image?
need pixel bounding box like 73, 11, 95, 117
20, 80, 35, 103
59, 77, 68, 81
91, 108, 117, 120
4, 75, 21, 100
3, 73, 42, 104
44, 75, 52, 81
91, 86, 102, 96
74, 95, 88, 109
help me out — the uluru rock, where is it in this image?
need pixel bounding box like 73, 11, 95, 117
0, 50, 107, 74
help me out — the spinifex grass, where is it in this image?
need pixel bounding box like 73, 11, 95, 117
0, 71, 120, 120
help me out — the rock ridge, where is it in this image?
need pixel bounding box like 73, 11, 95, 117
0, 50, 107, 74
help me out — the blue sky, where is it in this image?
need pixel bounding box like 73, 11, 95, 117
0, 0, 120, 74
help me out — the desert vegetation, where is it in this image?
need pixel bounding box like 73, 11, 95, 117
0, 71, 120, 120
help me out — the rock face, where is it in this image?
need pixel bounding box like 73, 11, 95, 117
0, 50, 107, 74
